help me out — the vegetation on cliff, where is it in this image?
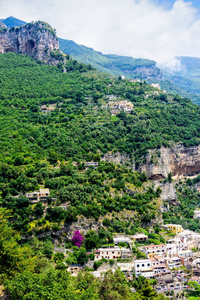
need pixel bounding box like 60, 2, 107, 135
0, 209, 168, 300
163, 179, 200, 232
1, 52, 200, 229
59, 37, 162, 80
0, 50, 199, 299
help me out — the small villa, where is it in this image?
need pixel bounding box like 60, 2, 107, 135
26, 188, 50, 204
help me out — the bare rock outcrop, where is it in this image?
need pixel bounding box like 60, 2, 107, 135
102, 152, 135, 169
103, 144, 200, 180
0, 21, 65, 66
127, 65, 164, 81
154, 181, 177, 202
139, 144, 200, 180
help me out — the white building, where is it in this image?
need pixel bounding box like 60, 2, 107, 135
94, 247, 131, 261
134, 259, 154, 279
149, 255, 168, 275
178, 250, 192, 258
113, 236, 131, 245
166, 243, 177, 257
26, 188, 50, 204
143, 244, 166, 258
194, 210, 200, 220
131, 233, 148, 243
151, 83, 161, 90
84, 162, 99, 168
164, 257, 181, 269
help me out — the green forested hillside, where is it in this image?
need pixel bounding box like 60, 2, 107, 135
0, 209, 164, 300
1, 53, 200, 194
0, 52, 199, 299
59, 38, 161, 79
1, 52, 200, 232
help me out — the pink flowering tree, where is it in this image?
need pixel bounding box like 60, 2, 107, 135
72, 230, 84, 248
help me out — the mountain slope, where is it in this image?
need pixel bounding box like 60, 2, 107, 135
1, 17, 200, 104
162, 56, 200, 103
59, 38, 200, 103
59, 38, 163, 80
2, 16, 26, 28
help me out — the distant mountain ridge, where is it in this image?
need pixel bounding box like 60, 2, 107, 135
59, 38, 163, 81
163, 56, 200, 98
1, 16, 26, 28
1, 17, 200, 104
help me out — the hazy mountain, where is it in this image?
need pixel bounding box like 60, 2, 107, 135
161, 56, 200, 97
2, 16, 26, 28
59, 38, 163, 81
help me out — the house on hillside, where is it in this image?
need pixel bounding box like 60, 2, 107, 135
84, 162, 99, 168
164, 224, 183, 234
108, 100, 134, 116
151, 83, 161, 90
94, 246, 131, 261
134, 259, 154, 279
131, 233, 148, 243
41, 104, 56, 112
113, 236, 131, 245
142, 244, 166, 258
164, 257, 181, 269
26, 188, 50, 204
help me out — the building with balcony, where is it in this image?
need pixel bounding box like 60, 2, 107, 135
143, 244, 166, 258
26, 188, 50, 204
94, 246, 131, 261
134, 259, 154, 279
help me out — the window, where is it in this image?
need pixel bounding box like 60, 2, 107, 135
142, 264, 145, 267
137, 264, 140, 267
147, 263, 150, 266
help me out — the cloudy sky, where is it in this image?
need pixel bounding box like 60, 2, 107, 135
1, 0, 200, 67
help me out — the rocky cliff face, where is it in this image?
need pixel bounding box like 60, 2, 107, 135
125, 65, 164, 81
140, 144, 200, 180
102, 152, 135, 168
0, 21, 65, 66
103, 144, 200, 180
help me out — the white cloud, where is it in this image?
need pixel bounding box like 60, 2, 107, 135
1, 0, 200, 67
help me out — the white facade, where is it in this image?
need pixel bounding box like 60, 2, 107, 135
94, 247, 131, 261
143, 244, 166, 257
194, 210, 200, 220
26, 188, 50, 203
113, 237, 131, 245
178, 250, 192, 258
166, 243, 177, 256
134, 259, 154, 279
131, 233, 148, 242
165, 257, 181, 269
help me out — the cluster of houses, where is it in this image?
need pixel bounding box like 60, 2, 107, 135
134, 225, 200, 282
41, 104, 57, 112
66, 224, 200, 292
106, 95, 134, 116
